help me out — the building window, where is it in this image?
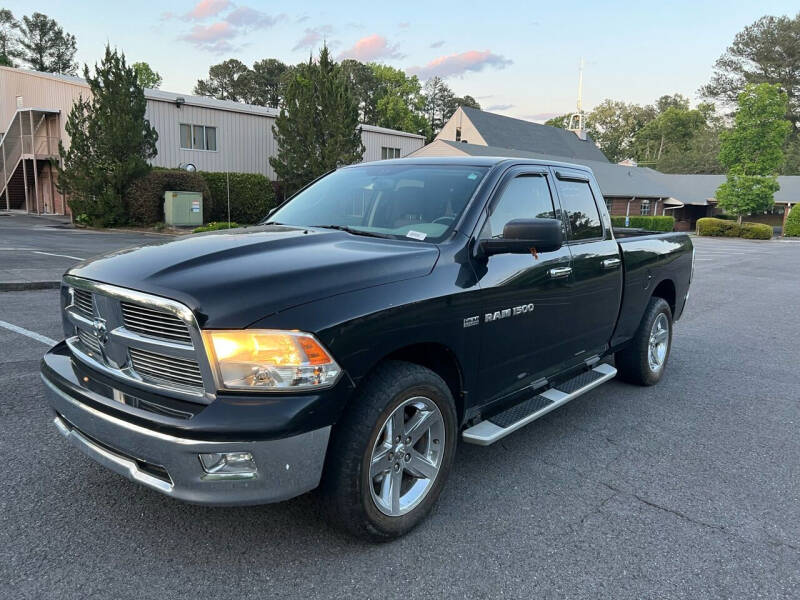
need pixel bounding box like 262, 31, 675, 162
640, 199, 651, 215
381, 147, 401, 160
180, 124, 217, 151
455, 127, 462, 142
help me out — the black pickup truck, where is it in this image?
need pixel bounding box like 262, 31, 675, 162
41, 157, 694, 540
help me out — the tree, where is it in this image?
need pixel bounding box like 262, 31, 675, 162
544, 114, 571, 129
423, 77, 455, 137
716, 83, 791, 223
17, 12, 77, 74
701, 14, 800, 130
194, 59, 252, 102
370, 64, 430, 137
341, 59, 379, 123
0, 9, 21, 67
57, 45, 158, 226
250, 58, 289, 108
270, 45, 364, 195
586, 100, 655, 162
132, 61, 162, 89
634, 104, 709, 164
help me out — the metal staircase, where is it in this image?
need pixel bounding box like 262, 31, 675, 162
0, 108, 61, 213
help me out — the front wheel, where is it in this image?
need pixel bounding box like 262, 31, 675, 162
320, 361, 458, 541
615, 296, 673, 386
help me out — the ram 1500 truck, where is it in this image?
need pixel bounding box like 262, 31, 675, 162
41, 157, 694, 540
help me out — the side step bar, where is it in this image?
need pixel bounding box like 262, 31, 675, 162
462, 363, 617, 446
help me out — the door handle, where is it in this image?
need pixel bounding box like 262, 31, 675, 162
602, 258, 621, 269
548, 266, 572, 279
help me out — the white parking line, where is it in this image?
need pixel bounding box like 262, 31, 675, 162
0, 319, 57, 346
0, 248, 84, 260
33, 250, 84, 260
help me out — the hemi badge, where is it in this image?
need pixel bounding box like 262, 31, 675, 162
463, 316, 480, 328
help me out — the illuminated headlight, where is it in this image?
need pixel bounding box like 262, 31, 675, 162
202, 329, 341, 391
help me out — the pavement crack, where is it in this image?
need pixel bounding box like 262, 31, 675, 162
629, 492, 728, 534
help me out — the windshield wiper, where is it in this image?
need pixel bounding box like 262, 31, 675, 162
310, 224, 394, 239
261, 220, 284, 225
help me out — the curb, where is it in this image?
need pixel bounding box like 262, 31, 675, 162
0, 281, 61, 292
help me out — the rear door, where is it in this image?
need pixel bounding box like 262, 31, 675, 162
475, 167, 574, 405
552, 167, 622, 360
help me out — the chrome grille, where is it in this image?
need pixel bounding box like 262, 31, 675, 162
73, 288, 94, 317
121, 302, 193, 345
77, 328, 101, 353
129, 347, 204, 389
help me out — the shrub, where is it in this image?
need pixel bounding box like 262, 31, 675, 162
199, 171, 277, 224
785, 204, 800, 237
193, 221, 239, 233
696, 217, 740, 237
739, 222, 773, 239
124, 169, 212, 225
610, 215, 675, 231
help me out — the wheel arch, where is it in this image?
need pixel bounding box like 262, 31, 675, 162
355, 342, 466, 425
651, 278, 676, 316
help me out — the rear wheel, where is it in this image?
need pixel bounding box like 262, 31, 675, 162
615, 296, 673, 386
321, 361, 457, 541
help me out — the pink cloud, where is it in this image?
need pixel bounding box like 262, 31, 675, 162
407, 50, 512, 80
185, 0, 231, 20
182, 21, 235, 42
337, 34, 403, 61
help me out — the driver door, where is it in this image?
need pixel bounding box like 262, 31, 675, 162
474, 168, 573, 406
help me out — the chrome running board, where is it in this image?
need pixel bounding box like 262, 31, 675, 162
462, 363, 617, 446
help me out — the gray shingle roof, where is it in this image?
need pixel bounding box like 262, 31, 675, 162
441, 140, 800, 206
459, 106, 610, 163
650, 173, 800, 205
440, 141, 671, 198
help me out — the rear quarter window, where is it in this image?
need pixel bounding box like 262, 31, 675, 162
556, 179, 603, 241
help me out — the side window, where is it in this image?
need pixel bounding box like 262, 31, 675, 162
556, 178, 603, 241
484, 175, 555, 238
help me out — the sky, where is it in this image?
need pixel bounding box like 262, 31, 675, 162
4, 0, 799, 122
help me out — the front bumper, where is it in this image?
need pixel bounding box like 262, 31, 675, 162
41, 352, 332, 506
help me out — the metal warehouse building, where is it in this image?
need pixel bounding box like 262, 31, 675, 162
0, 66, 424, 215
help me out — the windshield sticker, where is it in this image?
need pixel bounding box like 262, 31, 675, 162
467, 173, 478, 180
406, 230, 427, 241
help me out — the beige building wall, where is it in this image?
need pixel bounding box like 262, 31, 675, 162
146, 100, 279, 178
360, 127, 425, 162
407, 139, 470, 158
434, 107, 487, 146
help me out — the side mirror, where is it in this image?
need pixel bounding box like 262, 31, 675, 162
479, 218, 563, 256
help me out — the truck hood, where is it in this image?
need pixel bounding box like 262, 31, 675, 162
67, 225, 439, 328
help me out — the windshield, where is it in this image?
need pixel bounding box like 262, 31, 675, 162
267, 164, 489, 243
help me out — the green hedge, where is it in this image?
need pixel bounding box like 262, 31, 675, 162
696, 218, 740, 237
739, 222, 772, 240
199, 172, 277, 224
610, 215, 675, 231
696, 217, 773, 239
124, 170, 212, 225
785, 204, 800, 237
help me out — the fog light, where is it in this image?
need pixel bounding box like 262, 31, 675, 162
199, 452, 257, 480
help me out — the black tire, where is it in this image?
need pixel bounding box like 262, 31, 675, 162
320, 360, 458, 541
615, 296, 673, 386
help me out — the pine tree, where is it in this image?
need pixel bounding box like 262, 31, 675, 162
270, 46, 364, 195
58, 45, 158, 226
17, 12, 77, 74
0, 9, 21, 67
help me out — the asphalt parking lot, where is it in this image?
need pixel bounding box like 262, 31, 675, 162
1, 229, 799, 599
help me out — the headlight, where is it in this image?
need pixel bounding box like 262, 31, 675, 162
202, 329, 341, 391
